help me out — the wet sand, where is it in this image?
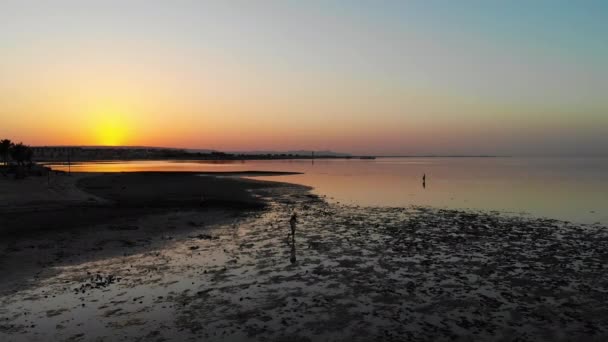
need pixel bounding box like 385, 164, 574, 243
1, 173, 607, 341
0, 171, 298, 235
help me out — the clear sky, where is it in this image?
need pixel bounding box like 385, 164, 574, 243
1, 0, 607, 156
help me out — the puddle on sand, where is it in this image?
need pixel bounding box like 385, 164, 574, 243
1, 188, 608, 341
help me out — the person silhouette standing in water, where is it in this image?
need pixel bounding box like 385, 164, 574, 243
290, 212, 297, 237
422, 173, 426, 189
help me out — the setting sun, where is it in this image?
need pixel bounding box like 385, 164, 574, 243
94, 114, 129, 146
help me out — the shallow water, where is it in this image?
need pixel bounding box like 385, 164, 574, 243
46, 157, 608, 224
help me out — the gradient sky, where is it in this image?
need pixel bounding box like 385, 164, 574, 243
1, 0, 607, 156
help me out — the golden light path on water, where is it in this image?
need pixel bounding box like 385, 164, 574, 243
47, 157, 608, 225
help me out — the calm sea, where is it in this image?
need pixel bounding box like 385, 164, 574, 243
47, 157, 608, 225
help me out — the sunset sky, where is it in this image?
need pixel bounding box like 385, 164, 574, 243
1, 1, 607, 156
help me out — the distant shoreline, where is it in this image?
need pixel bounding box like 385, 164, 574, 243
30, 145, 513, 163
37, 155, 506, 165
34, 155, 377, 163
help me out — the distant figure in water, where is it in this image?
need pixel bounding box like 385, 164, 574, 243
422, 174, 426, 189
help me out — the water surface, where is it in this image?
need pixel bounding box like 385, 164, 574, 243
47, 157, 608, 224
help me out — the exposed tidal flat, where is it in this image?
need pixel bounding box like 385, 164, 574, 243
0, 172, 607, 341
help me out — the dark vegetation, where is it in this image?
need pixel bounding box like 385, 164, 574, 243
0, 138, 47, 179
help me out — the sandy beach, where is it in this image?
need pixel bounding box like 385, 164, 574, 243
1, 172, 607, 341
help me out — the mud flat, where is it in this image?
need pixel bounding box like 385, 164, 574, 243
1, 173, 607, 341
0, 171, 298, 235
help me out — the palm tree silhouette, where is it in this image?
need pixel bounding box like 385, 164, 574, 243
10, 142, 28, 166
0, 139, 13, 166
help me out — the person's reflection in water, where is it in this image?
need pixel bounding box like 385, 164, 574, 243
290, 238, 297, 263
289, 212, 297, 263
